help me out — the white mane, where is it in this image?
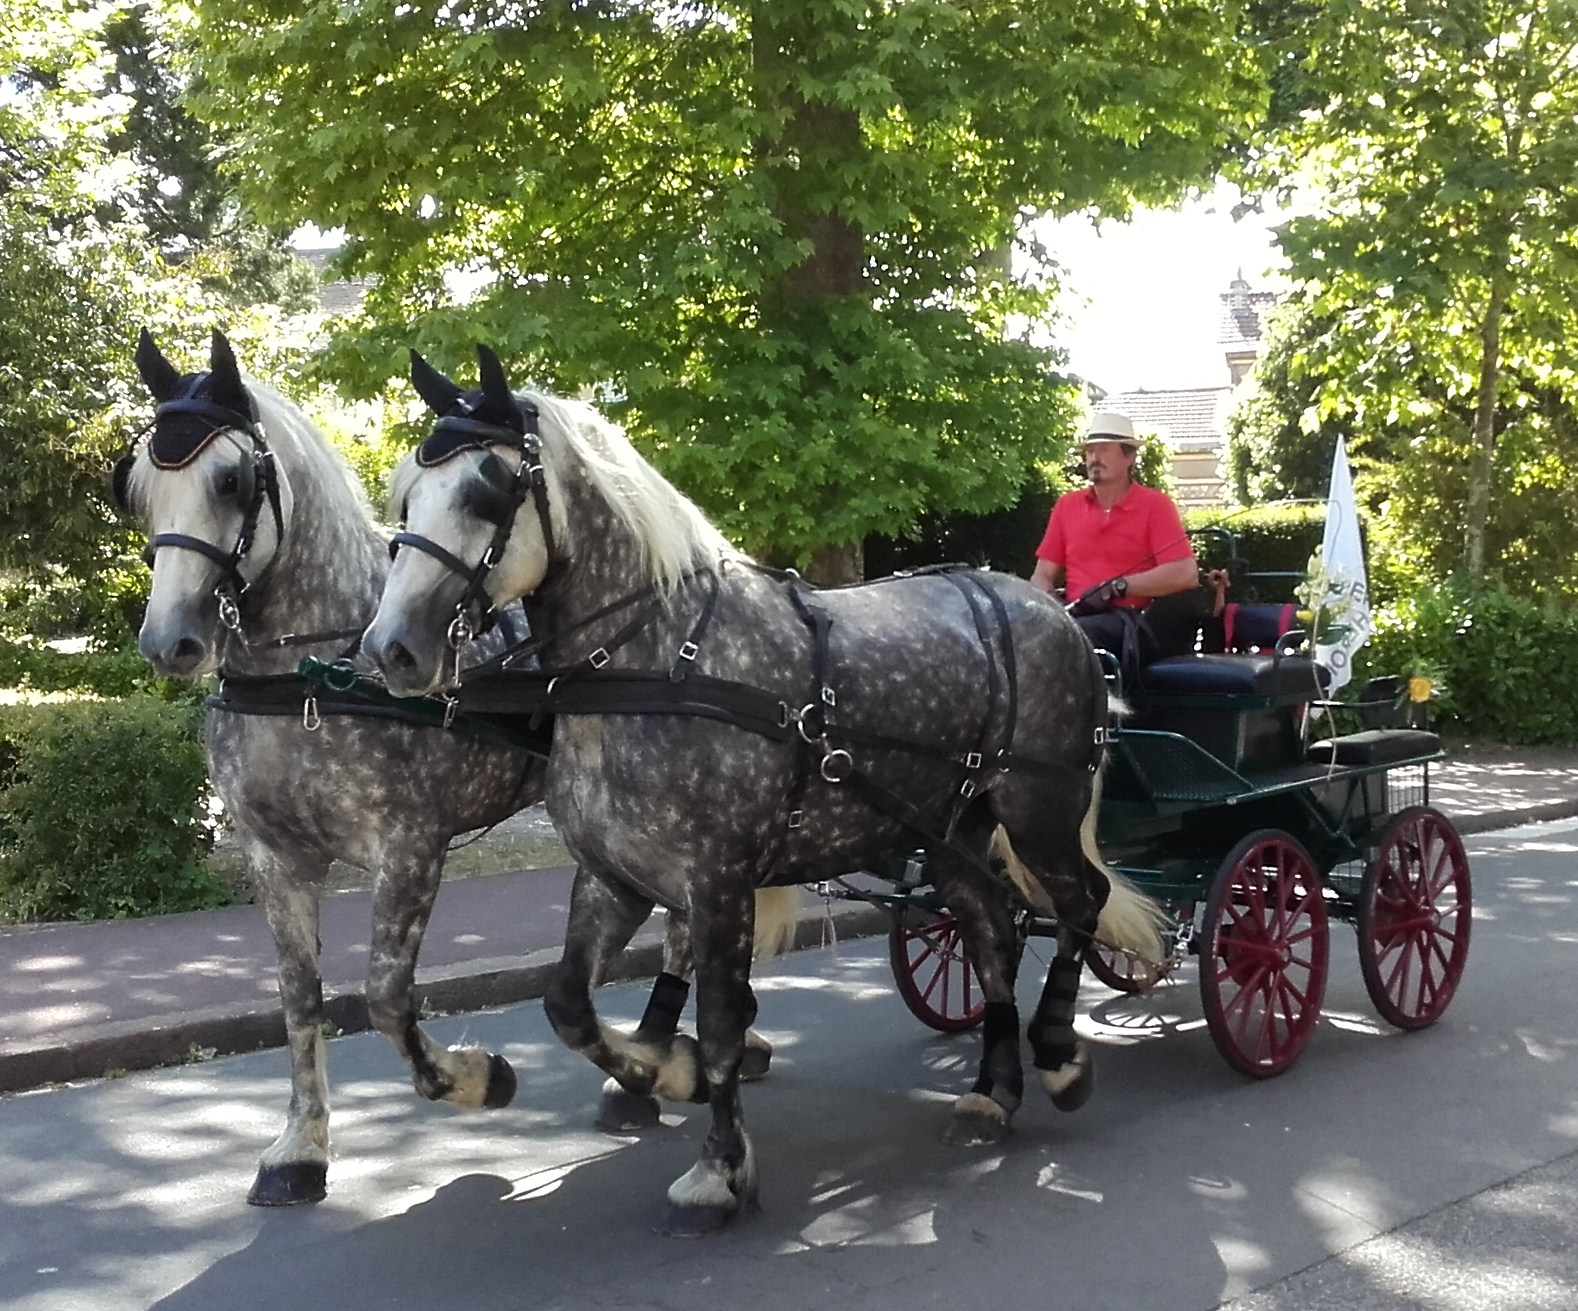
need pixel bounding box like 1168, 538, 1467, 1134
530, 393, 742, 590
391, 392, 743, 593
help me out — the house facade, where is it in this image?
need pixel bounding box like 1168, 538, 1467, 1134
1098, 274, 1276, 509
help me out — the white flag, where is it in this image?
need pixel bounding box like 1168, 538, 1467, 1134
1313, 436, 1372, 693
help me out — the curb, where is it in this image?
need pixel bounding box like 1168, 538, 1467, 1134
0, 901, 890, 1096
1453, 799, 1578, 836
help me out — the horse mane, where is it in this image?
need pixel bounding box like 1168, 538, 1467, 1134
391, 392, 742, 593
128, 379, 380, 536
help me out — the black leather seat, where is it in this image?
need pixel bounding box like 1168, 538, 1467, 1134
1137, 653, 1332, 700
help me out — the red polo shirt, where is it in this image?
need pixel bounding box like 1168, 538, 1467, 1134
1036, 482, 1193, 608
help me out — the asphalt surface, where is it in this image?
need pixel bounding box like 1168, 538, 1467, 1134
1, 744, 1575, 1095
0, 816, 1575, 1310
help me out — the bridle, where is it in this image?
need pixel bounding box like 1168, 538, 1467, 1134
389, 400, 554, 656
118, 376, 285, 635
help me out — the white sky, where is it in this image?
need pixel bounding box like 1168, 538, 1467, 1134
1038, 186, 1295, 395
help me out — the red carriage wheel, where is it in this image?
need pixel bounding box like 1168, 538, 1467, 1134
888, 908, 986, 1032
1199, 830, 1329, 1078
1085, 938, 1169, 994
1358, 806, 1472, 1030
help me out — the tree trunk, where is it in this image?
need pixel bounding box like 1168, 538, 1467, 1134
807, 540, 863, 586
1463, 261, 1509, 581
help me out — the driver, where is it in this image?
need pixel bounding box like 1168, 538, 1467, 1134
1029, 411, 1198, 669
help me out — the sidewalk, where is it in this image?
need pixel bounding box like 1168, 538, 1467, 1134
2, 745, 1574, 1095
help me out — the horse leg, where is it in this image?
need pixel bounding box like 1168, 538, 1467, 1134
364, 846, 515, 1111
991, 817, 1116, 1115
1027, 921, 1098, 1112
661, 879, 760, 1237
593, 909, 770, 1132
927, 817, 1026, 1147
547, 867, 708, 1121
247, 846, 333, 1206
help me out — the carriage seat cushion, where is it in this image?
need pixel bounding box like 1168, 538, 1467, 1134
1306, 729, 1442, 767
1137, 653, 1332, 700
1223, 602, 1298, 652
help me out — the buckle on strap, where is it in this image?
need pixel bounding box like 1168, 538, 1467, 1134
677, 640, 698, 662
588, 647, 610, 669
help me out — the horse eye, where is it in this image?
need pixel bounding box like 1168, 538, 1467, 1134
218, 471, 241, 498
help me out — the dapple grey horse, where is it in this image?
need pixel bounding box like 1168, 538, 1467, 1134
364, 347, 1165, 1234
118, 331, 786, 1206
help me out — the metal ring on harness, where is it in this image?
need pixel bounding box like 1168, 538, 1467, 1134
322, 659, 360, 693
820, 748, 853, 784
796, 703, 822, 745
447, 612, 474, 651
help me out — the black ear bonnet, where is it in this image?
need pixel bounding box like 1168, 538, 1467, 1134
415, 392, 541, 467
149, 373, 262, 470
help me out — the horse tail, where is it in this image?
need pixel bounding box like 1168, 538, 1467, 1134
752, 887, 800, 961
1078, 770, 1169, 966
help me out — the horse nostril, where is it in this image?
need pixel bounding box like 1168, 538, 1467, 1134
173, 637, 205, 666
383, 640, 416, 672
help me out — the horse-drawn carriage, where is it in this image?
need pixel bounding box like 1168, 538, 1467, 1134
880, 572, 1470, 1079
118, 331, 1469, 1231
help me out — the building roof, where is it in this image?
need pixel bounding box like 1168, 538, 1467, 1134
297, 248, 376, 316
1218, 275, 1278, 353
1101, 386, 1232, 452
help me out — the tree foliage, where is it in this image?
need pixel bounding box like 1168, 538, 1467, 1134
1242, 0, 1578, 590
0, 0, 311, 615
191, 0, 1264, 572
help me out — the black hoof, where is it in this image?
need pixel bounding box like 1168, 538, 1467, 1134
595, 1086, 662, 1134
1047, 1056, 1095, 1114
943, 1110, 1011, 1147
247, 1161, 328, 1207
739, 1043, 771, 1083
483, 1053, 517, 1109
657, 1193, 760, 1237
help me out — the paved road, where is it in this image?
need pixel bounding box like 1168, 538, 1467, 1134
2, 819, 1575, 1311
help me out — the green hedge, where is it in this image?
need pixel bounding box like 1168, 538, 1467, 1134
1184, 504, 1331, 600
0, 696, 230, 922
1362, 583, 1578, 745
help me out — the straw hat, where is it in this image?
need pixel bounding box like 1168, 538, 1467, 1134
1083, 411, 1137, 449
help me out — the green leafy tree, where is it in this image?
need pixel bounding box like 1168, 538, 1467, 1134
191, 0, 1264, 577
1250, 0, 1578, 585
0, 0, 306, 635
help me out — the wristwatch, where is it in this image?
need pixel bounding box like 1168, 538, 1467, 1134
1111, 576, 1129, 599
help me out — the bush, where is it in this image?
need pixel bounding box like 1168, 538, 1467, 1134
1185, 503, 1332, 600
1362, 582, 1578, 745
0, 696, 230, 922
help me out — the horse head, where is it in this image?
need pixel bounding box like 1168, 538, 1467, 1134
120, 329, 290, 677
364, 344, 553, 696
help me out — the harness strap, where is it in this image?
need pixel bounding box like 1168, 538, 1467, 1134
669, 567, 722, 683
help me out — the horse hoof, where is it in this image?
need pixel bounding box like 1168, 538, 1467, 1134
483, 1053, 517, 1109
1042, 1048, 1095, 1113
739, 1043, 771, 1082
657, 1194, 759, 1238
247, 1161, 327, 1207
943, 1110, 1011, 1147
595, 1087, 662, 1134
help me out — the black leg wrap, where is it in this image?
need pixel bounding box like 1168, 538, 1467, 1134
1028, 955, 1082, 1072
634, 972, 691, 1042
483, 1052, 517, 1108
970, 1001, 1023, 1105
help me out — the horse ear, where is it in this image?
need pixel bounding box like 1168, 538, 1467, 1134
410, 350, 464, 414
135, 328, 183, 402
207, 330, 249, 411
475, 343, 524, 431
